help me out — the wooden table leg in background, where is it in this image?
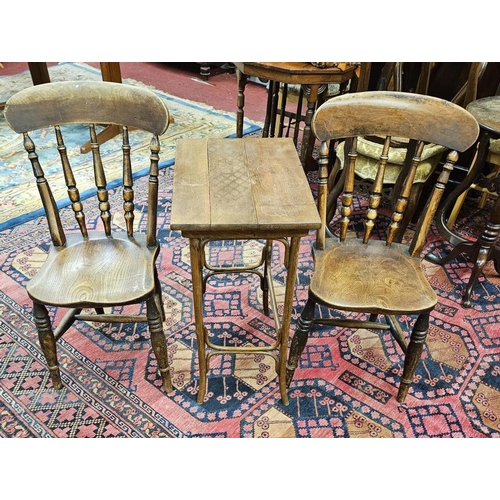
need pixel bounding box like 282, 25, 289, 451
236, 70, 246, 138
301, 84, 320, 170
80, 62, 124, 154
27, 62, 51, 85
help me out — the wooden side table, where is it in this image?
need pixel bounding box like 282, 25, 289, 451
170, 137, 321, 405
234, 62, 357, 170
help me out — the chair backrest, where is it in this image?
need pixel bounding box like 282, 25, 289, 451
4, 81, 170, 248
312, 91, 479, 254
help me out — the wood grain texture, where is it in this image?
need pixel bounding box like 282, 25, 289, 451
171, 136, 321, 405
312, 91, 479, 152
233, 62, 356, 85
4, 81, 170, 135
170, 138, 321, 238
27, 233, 158, 307
286, 90, 481, 403
311, 239, 435, 314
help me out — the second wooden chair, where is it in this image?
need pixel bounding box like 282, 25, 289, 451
285, 91, 479, 403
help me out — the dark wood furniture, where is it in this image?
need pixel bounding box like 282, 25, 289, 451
427, 95, 500, 307
4, 81, 173, 393
325, 62, 488, 243
170, 137, 321, 405
234, 62, 357, 170
285, 91, 479, 403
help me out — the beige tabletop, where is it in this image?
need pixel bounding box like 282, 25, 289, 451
171, 137, 321, 237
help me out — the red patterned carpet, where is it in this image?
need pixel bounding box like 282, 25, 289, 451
1, 161, 500, 438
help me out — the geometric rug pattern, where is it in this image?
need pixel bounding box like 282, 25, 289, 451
1, 162, 500, 437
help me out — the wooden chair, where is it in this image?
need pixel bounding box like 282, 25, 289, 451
285, 91, 479, 403
4, 81, 173, 393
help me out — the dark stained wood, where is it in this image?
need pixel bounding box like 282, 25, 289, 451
27, 62, 51, 85
286, 91, 479, 403
3, 81, 173, 394
427, 95, 500, 307
234, 62, 356, 85
171, 137, 321, 405
233, 62, 358, 169
100, 61, 122, 83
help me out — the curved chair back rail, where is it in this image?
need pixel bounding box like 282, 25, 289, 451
4, 81, 170, 135
312, 91, 479, 152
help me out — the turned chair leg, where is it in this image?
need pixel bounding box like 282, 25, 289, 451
33, 301, 63, 390
146, 297, 173, 393
286, 297, 316, 386
397, 312, 429, 403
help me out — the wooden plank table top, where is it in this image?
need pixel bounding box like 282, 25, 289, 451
171, 137, 321, 237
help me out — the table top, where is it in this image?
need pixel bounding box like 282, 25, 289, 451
466, 95, 500, 136
170, 138, 321, 238
233, 62, 357, 85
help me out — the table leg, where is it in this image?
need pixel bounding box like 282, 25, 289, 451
27, 62, 51, 85
189, 238, 209, 404
278, 236, 301, 406
79, 62, 124, 154
300, 84, 320, 168
461, 185, 500, 307
236, 70, 246, 138
262, 80, 274, 138
268, 81, 280, 138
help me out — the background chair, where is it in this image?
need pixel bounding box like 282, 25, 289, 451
325, 62, 488, 241
4, 81, 173, 393
285, 91, 479, 403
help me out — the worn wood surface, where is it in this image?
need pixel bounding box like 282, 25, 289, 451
5, 80, 170, 135
312, 91, 479, 152
171, 137, 321, 237
171, 137, 320, 405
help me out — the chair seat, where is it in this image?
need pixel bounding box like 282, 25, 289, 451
490, 138, 500, 155
309, 238, 437, 314
27, 232, 158, 307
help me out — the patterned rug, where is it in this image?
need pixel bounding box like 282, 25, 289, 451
0, 62, 261, 231
1, 159, 499, 438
